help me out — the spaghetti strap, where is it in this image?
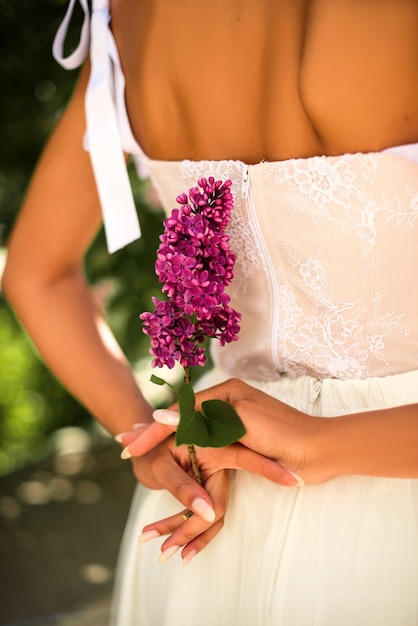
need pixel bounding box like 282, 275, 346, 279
52, 0, 141, 253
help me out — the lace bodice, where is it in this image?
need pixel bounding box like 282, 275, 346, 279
145, 152, 418, 381
53, 0, 418, 381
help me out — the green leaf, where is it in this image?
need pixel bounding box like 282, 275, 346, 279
178, 382, 196, 419
176, 410, 210, 447
176, 397, 246, 448
150, 374, 167, 386
176, 382, 210, 445
150, 374, 179, 393
201, 400, 246, 447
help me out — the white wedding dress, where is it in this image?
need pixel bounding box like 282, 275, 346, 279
54, 2, 418, 624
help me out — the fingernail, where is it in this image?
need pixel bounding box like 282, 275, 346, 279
183, 549, 197, 567
192, 497, 215, 523
120, 446, 132, 460
159, 544, 180, 563
153, 409, 180, 426
288, 470, 305, 487
115, 424, 147, 443
138, 529, 160, 544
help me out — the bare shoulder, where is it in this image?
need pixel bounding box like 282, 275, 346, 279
111, 0, 418, 161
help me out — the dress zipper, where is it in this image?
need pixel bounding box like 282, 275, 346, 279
241, 166, 250, 199
241, 164, 282, 373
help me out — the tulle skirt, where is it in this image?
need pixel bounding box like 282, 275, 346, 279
111, 370, 418, 626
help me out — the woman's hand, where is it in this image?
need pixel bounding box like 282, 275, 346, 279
130, 440, 229, 566
116, 406, 302, 563
118, 378, 334, 485
138, 467, 230, 566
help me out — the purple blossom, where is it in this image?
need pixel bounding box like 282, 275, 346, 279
140, 177, 241, 369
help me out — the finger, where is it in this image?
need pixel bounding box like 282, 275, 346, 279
149, 519, 226, 565
149, 453, 216, 523
139, 509, 195, 542
138, 510, 223, 556
158, 470, 229, 560
192, 378, 246, 410
114, 429, 146, 447
205, 443, 302, 487
181, 519, 225, 566
121, 421, 174, 458
153, 519, 225, 565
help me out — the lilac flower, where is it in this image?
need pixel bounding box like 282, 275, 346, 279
140, 177, 241, 369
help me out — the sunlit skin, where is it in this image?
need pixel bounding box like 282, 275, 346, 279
3, 0, 418, 564
112, 0, 418, 161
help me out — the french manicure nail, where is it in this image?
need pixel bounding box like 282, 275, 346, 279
153, 409, 180, 426
120, 446, 132, 460
138, 529, 160, 544
159, 544, 180, 563
288, 470, 305, 487
183, 549, 197, 567
115, 425, 147, 443
192, 497, 215, 523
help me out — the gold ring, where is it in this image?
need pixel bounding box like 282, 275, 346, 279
182, 510, 194, 521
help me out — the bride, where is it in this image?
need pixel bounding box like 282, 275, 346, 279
4, 1, 418, 624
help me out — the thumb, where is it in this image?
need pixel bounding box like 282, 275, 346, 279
122, 410, 179, 458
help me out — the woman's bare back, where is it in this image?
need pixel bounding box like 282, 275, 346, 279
111, 0, 418, 163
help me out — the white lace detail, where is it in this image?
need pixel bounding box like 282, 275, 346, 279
274, 246, 409, 379
266, 153, 376, 207
369, 293, 409, 361
178, 161, 266, 289
381, 183, 418, 227
266, 154, 380, 256
179, 159, 240, 183
228, 199, 266, 291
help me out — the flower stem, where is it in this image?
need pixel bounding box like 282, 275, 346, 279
184, 366, 203, 485
184, 366, 192, 385
188, 444, 202, 485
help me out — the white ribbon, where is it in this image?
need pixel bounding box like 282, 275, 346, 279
52, 0, 90, 69
52, 0, 141, 253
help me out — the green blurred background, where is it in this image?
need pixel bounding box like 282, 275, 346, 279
0, 0, 167, 477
